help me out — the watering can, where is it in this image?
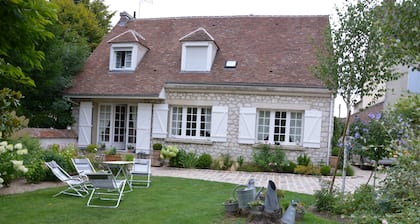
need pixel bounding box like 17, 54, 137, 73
233, 179, 263, 209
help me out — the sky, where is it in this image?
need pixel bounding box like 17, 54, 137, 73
103, 0, 347, 117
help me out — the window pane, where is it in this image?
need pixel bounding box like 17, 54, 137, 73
171, 107, 182, 136
99, 105, 111, 142
289, 112, 302, 144
186, 107, 198, 136
274, 111, 286, 143
257, 111, 270, 140
115, 50, 132, 69
200, 108, 211, 137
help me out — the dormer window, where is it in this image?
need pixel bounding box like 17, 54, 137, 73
115, 48, 132, 69
108, 30, 149, 72
180, 27, 218, 72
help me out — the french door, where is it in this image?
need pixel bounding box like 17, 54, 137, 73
98, 104, 137, 150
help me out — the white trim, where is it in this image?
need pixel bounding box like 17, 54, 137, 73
303, 109, 322, 148
152, 104, 168, 138
136, 103, 152, 154
238, 107, 257, 144
78, 102, 92, 148
210, 106, 228, 142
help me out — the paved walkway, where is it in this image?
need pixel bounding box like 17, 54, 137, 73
1, 165, 383, 195
152, 166, 383, 195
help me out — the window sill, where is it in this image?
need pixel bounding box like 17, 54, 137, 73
165, 138, 213, 145
253, 143, 304, 151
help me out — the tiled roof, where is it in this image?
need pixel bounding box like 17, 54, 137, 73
179, 27, 215, 41
65, 15, 329, 98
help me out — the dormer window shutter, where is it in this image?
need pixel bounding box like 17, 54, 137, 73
303, 109, 322, 148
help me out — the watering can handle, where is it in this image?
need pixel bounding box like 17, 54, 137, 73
232, 185, 247, 200
254, 187, 263, 200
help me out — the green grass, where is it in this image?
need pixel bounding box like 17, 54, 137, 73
0, 177, 339, 224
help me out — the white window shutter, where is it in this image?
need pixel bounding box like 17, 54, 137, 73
210, 106, 228, 142
152, 104, 168, 138
78, 102, 92, 148
238, 107, 256, 144
303, 109, 322, 148
136, 103, 152, 154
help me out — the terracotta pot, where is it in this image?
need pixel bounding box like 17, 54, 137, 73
105, 154, 122, 161
151, 150, 161, 167
329, 156, 339, 168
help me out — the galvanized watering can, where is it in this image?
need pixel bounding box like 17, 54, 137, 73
233, 179, 263, 209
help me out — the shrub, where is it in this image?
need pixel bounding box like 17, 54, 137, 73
236, 156, 244, 168
213, 153, 233, 170
345, 165, 354, 176
320, 165, 331, 176
297, 153, 311, 166
236, 163, 262, 172
294, 164, 320, 175
86, 144, 99, 153
314, 180, 338, 212
180, 151, 199, 168
281, 160, 296, 173
170, 149, 186, 167
196, 153, 212, 169
124, 154, 134, 161
25, 159, 47, 184
252, 144, 286, 172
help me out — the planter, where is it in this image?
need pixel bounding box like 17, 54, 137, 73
329, 156, 339, 168
104, 154, 122, 161
223, 201, 239, 213
151, 150, 161, 167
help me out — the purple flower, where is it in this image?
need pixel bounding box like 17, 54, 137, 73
368, 113, 375, 119
363, 128, 368, 133
375, 112, 382, 120
354, 132, 361, 139
398, 114, 403, 122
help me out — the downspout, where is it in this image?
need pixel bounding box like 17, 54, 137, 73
327, 94, 334, 163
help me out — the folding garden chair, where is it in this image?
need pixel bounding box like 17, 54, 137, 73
129, 158, 151, 188
45, 160, 89, 197
71, 158, 96, 182
86, 173, 126, 208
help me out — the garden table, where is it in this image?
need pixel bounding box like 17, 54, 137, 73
102, 160, 133, 192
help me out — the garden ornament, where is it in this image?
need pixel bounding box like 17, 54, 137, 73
281, 200, 298, 224
264, 180, 280, 213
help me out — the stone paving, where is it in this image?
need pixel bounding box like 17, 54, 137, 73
1, 165, 383, 196
152, 166, 384, 195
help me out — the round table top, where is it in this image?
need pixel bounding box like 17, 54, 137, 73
102, 161, 133, 165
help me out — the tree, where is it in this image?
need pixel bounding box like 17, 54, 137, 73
0, 0, 57, 87
313, 0, 404, 191
378, 0, 420, 70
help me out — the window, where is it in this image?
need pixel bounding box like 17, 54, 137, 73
257, 110, 303, 145
170, 106, 212, 138
115, 50, 132, 69
180, 41, 217, 72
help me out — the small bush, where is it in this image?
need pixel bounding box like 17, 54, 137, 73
281, 160, 297, 173
314, 180, 338, 212
170, 149, 186, 167
297, 153, 311, 166
25, 159, 47, 184
196, 153, 212, 169
346, 165, 354, 176
86, 144, 99, 153
213, 154, 234, 170
252, 144, 286, 172
180, 152, 199, 168
320, 165, 331, 176
236, 163, 263, 172
236, 156, 244, 167
294, 164, 320, 175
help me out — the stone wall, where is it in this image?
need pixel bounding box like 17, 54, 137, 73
161, 91, 332, 164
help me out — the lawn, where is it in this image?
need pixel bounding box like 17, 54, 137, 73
0, 177, 339, 224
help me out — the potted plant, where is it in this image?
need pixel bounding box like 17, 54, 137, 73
223, 197, 238, 214
127, 144, 135, 153
248, 199, 264, 213
152, 143, 162, 166
160, 145, 179, 166
329, 147, 340, 168
295, 201, 305, 220
104, 147, 121, 161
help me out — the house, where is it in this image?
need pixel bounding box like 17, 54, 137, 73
13, 128, 77, 149
65, 12, 334, 163
352, 66, 420, 122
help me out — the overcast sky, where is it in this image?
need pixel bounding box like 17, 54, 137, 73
103, 0, 347, 117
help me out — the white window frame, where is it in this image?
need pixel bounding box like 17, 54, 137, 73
257, 110, 303, 146
181, 41, 217, 72
109, 43, 147, 71
169, 106, 212, 139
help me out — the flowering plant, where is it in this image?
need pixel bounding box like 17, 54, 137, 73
349, 112, 391, 162
160, 145, 179, 160
0, 132, 28, 187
